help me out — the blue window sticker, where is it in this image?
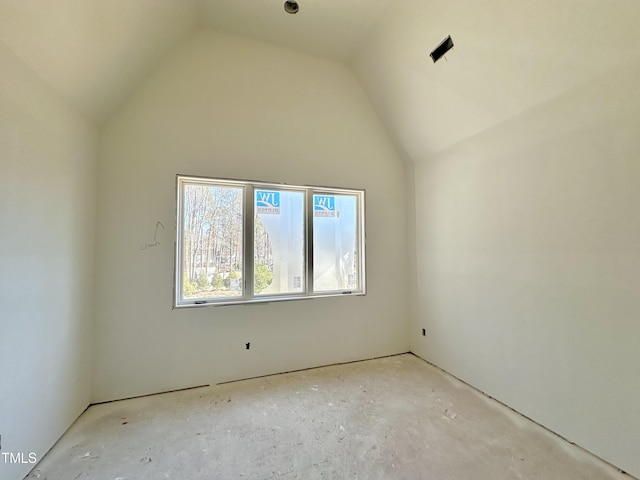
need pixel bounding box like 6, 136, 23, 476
314, 195, 336, 217
256, 190, 280, 214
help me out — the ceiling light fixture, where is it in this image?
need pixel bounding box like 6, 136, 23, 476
284, 1, 299, 14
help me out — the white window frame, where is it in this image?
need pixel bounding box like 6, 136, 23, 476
175, 175, 366, 307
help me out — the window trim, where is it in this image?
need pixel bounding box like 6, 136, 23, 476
174, 175, 366, 308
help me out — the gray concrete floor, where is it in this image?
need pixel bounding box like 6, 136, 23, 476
28, 354, 630, 480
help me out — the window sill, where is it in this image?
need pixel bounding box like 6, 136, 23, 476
174, 291, 366, 309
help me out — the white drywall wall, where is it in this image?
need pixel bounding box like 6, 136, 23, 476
92, 30, 409, 402
411, 62, 640, 478
0, 44, 96, 480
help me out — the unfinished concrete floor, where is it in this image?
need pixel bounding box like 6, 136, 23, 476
28, 354, 630, 480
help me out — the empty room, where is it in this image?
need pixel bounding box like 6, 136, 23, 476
1, 0, 639, 479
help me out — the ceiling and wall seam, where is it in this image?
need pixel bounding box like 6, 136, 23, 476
0, 37, 96, 127
407, 56, 640, 164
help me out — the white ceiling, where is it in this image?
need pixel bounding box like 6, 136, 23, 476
199, 0, 391, 62
1, 0, 638, 160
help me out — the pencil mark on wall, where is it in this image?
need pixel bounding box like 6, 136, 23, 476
140, 242, 160, 251
140, 221, 165, 251
154, 221, 165, 242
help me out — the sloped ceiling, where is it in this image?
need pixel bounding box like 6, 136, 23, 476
354, 0, 640, 159
0, 0, 198, 123
1, 0, 638, 159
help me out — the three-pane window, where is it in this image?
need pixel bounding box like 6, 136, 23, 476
175, 175, 365, 307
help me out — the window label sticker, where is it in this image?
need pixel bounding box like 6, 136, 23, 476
314, 195, 336, 217
256, 190, 280, 214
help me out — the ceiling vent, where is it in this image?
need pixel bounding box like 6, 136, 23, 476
430, 35, 454, 63
284, 1, 299, 14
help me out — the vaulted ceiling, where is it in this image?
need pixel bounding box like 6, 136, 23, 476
1, 0, 638, 161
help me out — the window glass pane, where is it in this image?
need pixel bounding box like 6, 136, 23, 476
255, 189, 305, 295
181, 183, 243, 301
313, 193, 360, 292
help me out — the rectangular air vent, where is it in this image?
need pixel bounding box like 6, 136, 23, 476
430, 35, 454, 63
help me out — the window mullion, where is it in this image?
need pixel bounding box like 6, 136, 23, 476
244, 185, 255, 300
306, 189, 314, 296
